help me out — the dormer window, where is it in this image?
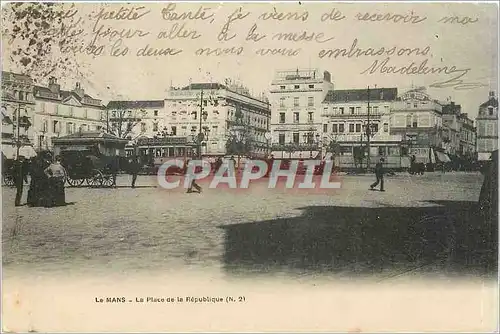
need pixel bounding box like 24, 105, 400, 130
488, 107, 494, 116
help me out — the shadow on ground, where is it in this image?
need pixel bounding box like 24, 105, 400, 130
219, 201, 498, 278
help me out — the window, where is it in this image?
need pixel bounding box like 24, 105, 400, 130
308, 97, 314, 107
69, 107, 74, 117
280, 97, 285, 107
278, 133, 285, 145
339, 124, 345, 132
279, 113, 285, 123
413, 119, 418, 128
294, 85, 299, 89
112, 111, 116, 118
372, 123, 379, 133
66, 122, 72, 134
378, 146, 386, 156
293, 132, 299, 144
309, 84, 314, 89
280, 85, 286, 90
128, 111, 132, 118
373, 106, 379, 114
42, 120, 48, 132
383, 123, 388, 132
82, 124, 87, 132
339, 107, 344, 114
153, 123, 158, 132
171, 111, 177, 117
52, 120, 59, 133
212, 126, 218, 135
293, 112, 299, 123
356, 107, 361, 114
171, 126, 177, 135
54, 104, 59, 115
141, 122, 146, 132
350, 107, 355, 115
323, 124, 328, 132
332, 107, 338, 114
294, 97, 299, 107
414, 103, 418, 108
41, 102, 46, 113
384, 105, 390, 112
349, 124, 355, 132
355, 124, 361, 132
489, 107, 494, 116
83, 108, 88, 118
406, 114, 412, 127
308, 112, 313, 122
332, 124, 338, 133
154, 110, 158, 116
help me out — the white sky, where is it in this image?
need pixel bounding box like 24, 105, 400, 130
2, 2, 498, 119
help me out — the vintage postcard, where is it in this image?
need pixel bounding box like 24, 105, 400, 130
1, 1, 498, 332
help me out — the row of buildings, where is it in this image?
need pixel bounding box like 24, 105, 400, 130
1, 69, 498, 168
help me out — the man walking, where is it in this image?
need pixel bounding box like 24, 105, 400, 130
370, 157, 385, 192
185, 159, 202, 193
13, 155, 29, 206
129, 155, 141, 188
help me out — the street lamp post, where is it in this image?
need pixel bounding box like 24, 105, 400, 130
366, 86, 371, 171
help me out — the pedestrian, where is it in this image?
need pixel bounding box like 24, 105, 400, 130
27, 155, 50, 207
129, 155, 141, 188
185, 159, 202, 193
370, 157, 385, 192
44, 155, 67, 207
13, 155, 29, 206
214, 156, 223, 174
110, 156, 120, 188
229, 155, 237, 177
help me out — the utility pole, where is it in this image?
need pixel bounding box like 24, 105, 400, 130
366, 86, 371, 171
198, 89, 204, 158
16, 102, 22, 159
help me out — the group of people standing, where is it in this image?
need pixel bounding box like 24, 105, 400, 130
12, 152, 67, 208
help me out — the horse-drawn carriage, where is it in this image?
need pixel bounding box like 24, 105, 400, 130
52, 132, 128, 188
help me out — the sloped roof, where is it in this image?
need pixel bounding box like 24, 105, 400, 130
480, 97, 499, 108
53, 131, 128, 142
180, 83, 227, 91
106, 100, 165, 109
34, 86, 103, 107
323, 88, 398, 103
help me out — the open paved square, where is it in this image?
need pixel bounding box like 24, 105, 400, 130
2, 172, 497, 280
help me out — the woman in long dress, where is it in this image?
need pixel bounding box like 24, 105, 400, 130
27, 154, 50, 207
44, 155, 67, 207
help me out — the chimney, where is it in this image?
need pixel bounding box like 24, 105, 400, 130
489, 91, 495, 98
48, 76, 60, 94
74, 82, 85, 99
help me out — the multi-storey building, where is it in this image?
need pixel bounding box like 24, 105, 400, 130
390, 88, 445, 164
1, 71, 36, 158
322, 87, 401, 168
441, 101, 462, 156
476, 91, 498, 161
105, 100, 165, 140
269, 68, 334, 158
458, 113, 476, 157
33, 77, 105, 150
165, 83, 270, 157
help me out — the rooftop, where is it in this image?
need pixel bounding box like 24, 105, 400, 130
323, 88, 398, 103
34, 86, 103, 107
107, 100, 165, 109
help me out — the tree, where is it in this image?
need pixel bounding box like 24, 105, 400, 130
3, 3, 85, 80
225, 106, 254, 169
106, 107, 143, 139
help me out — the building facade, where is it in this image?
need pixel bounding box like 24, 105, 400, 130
105, 100, 165, 140
1, 71, 36, 158
322, 87, 402, 168
458, 113, 476, 157
390, 88, 444, 164
476, 91, 498, 161
164, 83, 270, 158
269, 69, 334, 157
33, 78, 105, 150
441, 102, 462, 156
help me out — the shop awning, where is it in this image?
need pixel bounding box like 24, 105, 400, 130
435, 151, 451, 162
1, 144, 37, 159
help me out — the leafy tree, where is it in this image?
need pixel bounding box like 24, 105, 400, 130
107, 107, 143, 139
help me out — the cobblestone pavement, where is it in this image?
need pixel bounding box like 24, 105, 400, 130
2, 172, 494, 280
